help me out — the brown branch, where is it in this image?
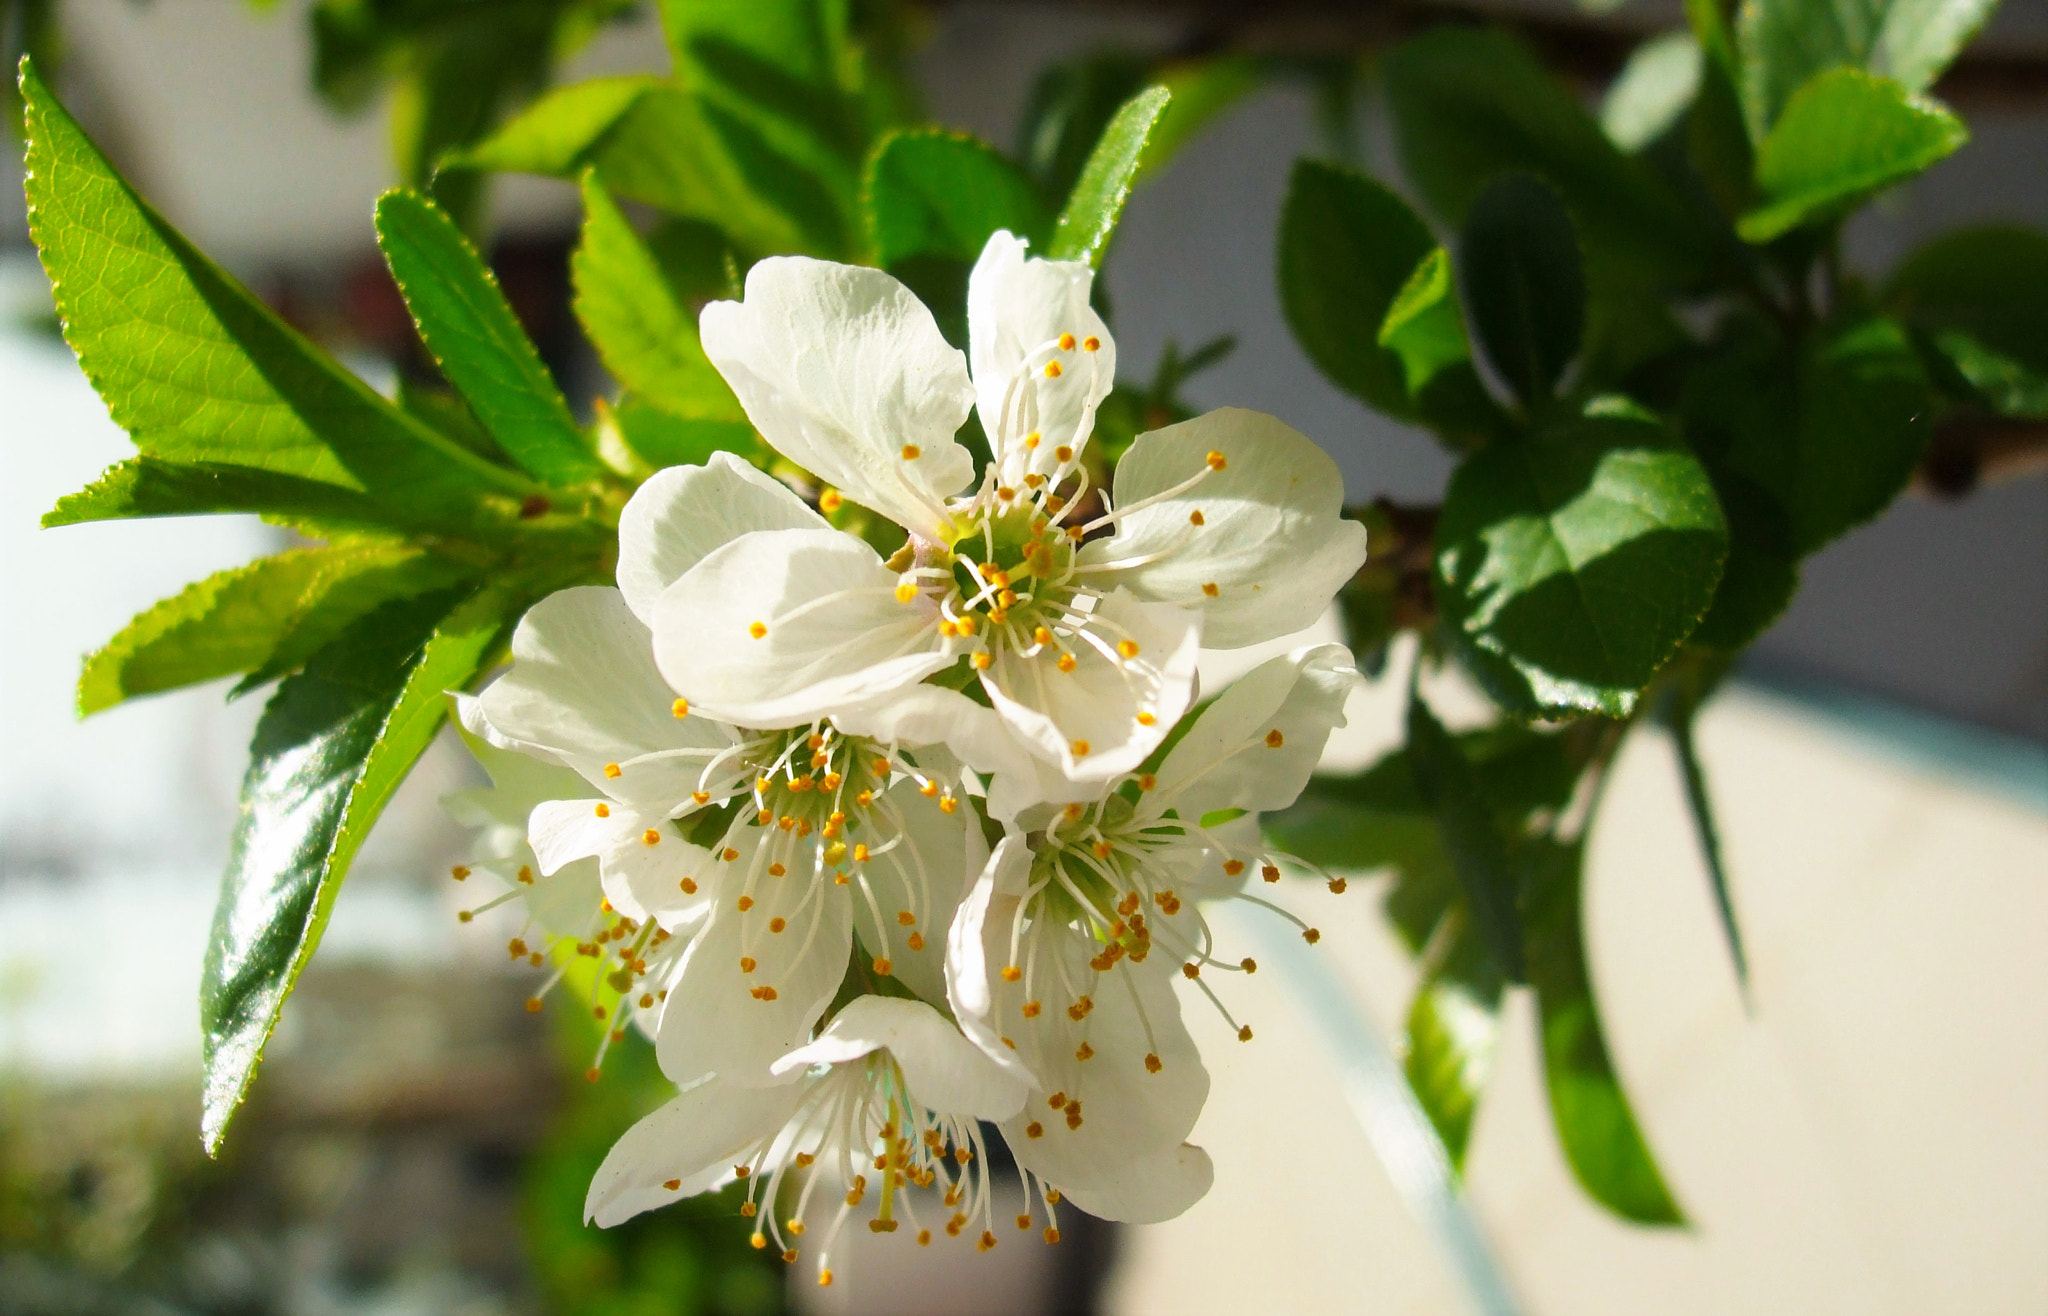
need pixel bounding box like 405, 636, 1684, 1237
1917, 414, 2048, 498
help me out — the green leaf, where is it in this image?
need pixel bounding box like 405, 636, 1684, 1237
1435, 414, 1728, 718
1278, 160, 1437, 416
1739, 70, 1965, 243
1047, 84, 1171, 268
603, 399, 762, 471
865, 129, 1049, 268
1885, 225, 2048, 378
200, 584, 512, 1154
1405, 972, 1503, 1171
643, 216, 743, 305
1017, 53, 1150, 204
1458, 173, 1586, 406
1684, 315, 1930, 556
1687, 472, 1801, 650
78, 543, 473, 716
1602, 32, 1703, 153
1522, 838, 1686, 1225
1380, 28, 1709, 289
1660, 680, 1748, 987
572, 173, 743, 423
451, 79, 846, 257
1738, 0, 1999, 136
20, 60, 531, 525
376, 189, 604, 486
1378, 247, 1472, 396
45, 458, 407, 531
1406, 692, 1528, 983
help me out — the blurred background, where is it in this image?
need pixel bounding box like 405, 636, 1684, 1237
2, 1, 2044, 1313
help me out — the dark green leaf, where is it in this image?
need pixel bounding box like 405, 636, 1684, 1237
1926, 330, 2048, 418
644, 217, 743, 305
376, 189, 604, 485
657, 0, 849, 110
605, 398, 762, 471
44, 458, 411, 531
1660, 683, 1747, 987
1522, 838, 1686, 1224
1684, 0, 1758, 216
1687, 472, 1802, 650
1378, 247, 1472, 395
1738, 0, 1998, 136
572, 173, 743, 422
1017, 53, 1150, 203
1739, 70, 1965, 243
1277, 160, 1436, 416
1381, 28, 1710, 289
78, 543, 473, 716
1047, 85, 1171, 268
200, 584, 512, 1154
1601, 32, 1703, 153
1435, 414, 1728, 718
22, 60, 531, 530
1885, 225, 2048, 378
1406, 692, 1528, 983
865, 129, 1049, 267
1458, 174, 1585, 405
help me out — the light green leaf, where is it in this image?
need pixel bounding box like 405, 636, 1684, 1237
1405, 973, 1503, 1171
20, 59, 531, 525
604, 399, 762, 471
376, 189, 603, 486
1378, 247, 1471, 396
1523, 838, 1686, 1225
1739, 69, 1965, 243
200, 584, 513, 1154
1380, 28, 1710, 289
1457, 173, 1585, 406
1738, 0, 1999, 136
45, 458, 406, 531
1434, 414, 1728, 718
1601, 31, 1702, 153
1278, 160, 1437, 416
442, 75, 653, 177
78, 544, 473, 716
1047, 84, 1171, 268
865, 129, 1049, 268
572, 173, 743, 423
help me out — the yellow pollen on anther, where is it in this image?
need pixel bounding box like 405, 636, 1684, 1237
939, 620, 958, 637
939, 796, 958, 814
1001, 965, 1022, 982
920, 780, 939, 798
901, 444, 921, 460
1055, 445, 1074, 462
819, 489, 843, 513
1304, 928, 1322, 944
907, 932, 925, 950
594, 803, 610, 818
1136, 711, 1156, 727
1190, 509, 1205, 525
1056, 653, 1077, 673
737, 896, 755, 912
768, 863, 786, 878
874, 957, 893, 975
1116, 639, 1140, 659
1266, 728, 1286, 747
819, 1270, 834, 1287
1069, 739, 1091, 757
955, 614, 977, 636
1022, 1000, 1041, 1017
1329, 877, 1349, 894
1202, 582, 1220, 597
1242, 957, 1258, 972
642, 829, 661, 846
1146, 1052, 1163, 1073
1206, 450, 1227, 470
692, 791, 711, 805
853, 843, 870, 863
895, 581, 918, 603
1223, 860, 1245, 876
680, 878, 698, 894
1025, 431, 1041, 449
664, 1178, 681, 1190
1182, 963, 1200, 980
604, 762, 621, 778
972, 652, 993, 670
1044, 361, 1062, 378
1138, 773, 1156, 791
1239, 1025, 1254, 1041
740, 956, 756, 973
748, 621, 767, 639
769, 917, 786, 933
979, 1230, 998, 1251
1262, 863, 1281, 882
672, 697, 689, 718
1058, 333, 1076, 350
722, 847, 740, 862
450, 866, 469, 880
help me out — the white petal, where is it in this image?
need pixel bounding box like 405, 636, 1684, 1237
1080, 408, 1368, 648
527, 799, 713, 929
1051, 1143, 1215, 1226
852, 780, 987, 1007
1147, 644, 1361, 824
981, 589, 1199, 780
617, 453, 826, 626
584, 1079, 805, 1227
831, 685, 1034, 786
944, 837, 1040, 1087
651, 528, 955, 728
771, 996, 1026, 1121
966, 231, 1115, 483
446, 694, 591, 826
655, 850, 857, 1087
700, 256, 976, 540
478, 588, 736, 807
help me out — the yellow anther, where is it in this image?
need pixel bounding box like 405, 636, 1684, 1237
748, 621, 767, 639
722, 847, 740, 862
525, 996, 544, 1013
907, 932, 925, 950
1082, 335, 1100, 352
897, 910, 916, 926
1064, 803, 1085, 821
1205, 450, 1227, 470
751, 1232, 768, 1250
819, 1270, 834, 1287
1145, 1052, 1163, 1073
769, 917, 786, 933
873, 756, 892, 776
680, 877, 698, 894
873, 957, 893, 975
1033, 625, 1054, 646
972, 652, 993, 669
1093, 840, 1113, 860
938, 620, 958, 637
585, 1066, 601, 1082
1026, 1121, 1044, 1139
918, 1229, 932, 1246
920, 780, 939, 798
638, 828, 659, 846
768, 863, 786, 878
1329, 876, 1349, 894
1069, 739, 1091, 757
824, 842, 847, 865
1025, 431, 1042, 449
692, 790, 710, 805
779, 816, 796, 831
604, 762, 622, 778
663, 1178, 681, 1190
450, 865, 469, 880
752, 985, 780, 1000
457, 910, 474, 924
517, 865, 533, 883
1190, 509, 1205, 525
956, 614, 977, 636
1047, 1092, 1067, 1109
1182, 963, 1200, 980
1116, 640, 1140, 659
901, 444, 921, 460
737, 896, 755, 912
593, 803, 610, 818
1138, 773, 1156, 791
1054, 445, 1074, 463
1303, 927, 1322, 944
1241, 957, 1258, 973
998, 485, 1016, 501
1262, 863, 1281, 882
1239, 1025, 1254, 1042
855, 789, 874, 807
1044, 361, 1062, 378
979, 1230, 998, 1251
1024, 473, 1045, 488
1223, 860, 1245, 876
1056, 653, 1078, 673
672, 697, 690, 718
1045, 1227, 1062, 1244
819, 488, 844, 514
740, 1200, 756, 1216
1075, 1041, 1094, 1061
853, 843, 870, 862
895, 581, 919, 603
1202, 582, 1220, 597
1058, 333, 1076, 350
1136, 711, 1156, 727
1021, 1000, 1041, 1017
781, 1248, 797, 1264
740, 956, 756, 972
1266, 728, 1286, 748
1001, 965, 1022, 982
939, 795, 958, 814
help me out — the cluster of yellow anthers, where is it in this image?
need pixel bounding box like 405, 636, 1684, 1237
452, 865, 682, 1082
718, 1056, 1064, 1286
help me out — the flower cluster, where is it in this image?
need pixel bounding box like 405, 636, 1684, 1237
447, 232, 1367, 1284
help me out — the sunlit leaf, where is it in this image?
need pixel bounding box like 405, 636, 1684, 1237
1047, 84, 1171, 268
